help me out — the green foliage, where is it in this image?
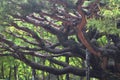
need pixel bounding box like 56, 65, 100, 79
87, 18, 120, 34
0, 0, 15, 23
97, 35, 108, 46
87, 0, 120, 35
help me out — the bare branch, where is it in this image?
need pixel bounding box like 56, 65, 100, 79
18, 54, 101, 78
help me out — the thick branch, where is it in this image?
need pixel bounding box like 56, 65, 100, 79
0, 53, 13, 57
18, 54, 102, 78
12, 15, 61, 35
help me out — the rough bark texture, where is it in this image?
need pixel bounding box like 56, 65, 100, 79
0, 0, 120, 80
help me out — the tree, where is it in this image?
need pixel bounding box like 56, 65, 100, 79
0, 0, 120, 80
